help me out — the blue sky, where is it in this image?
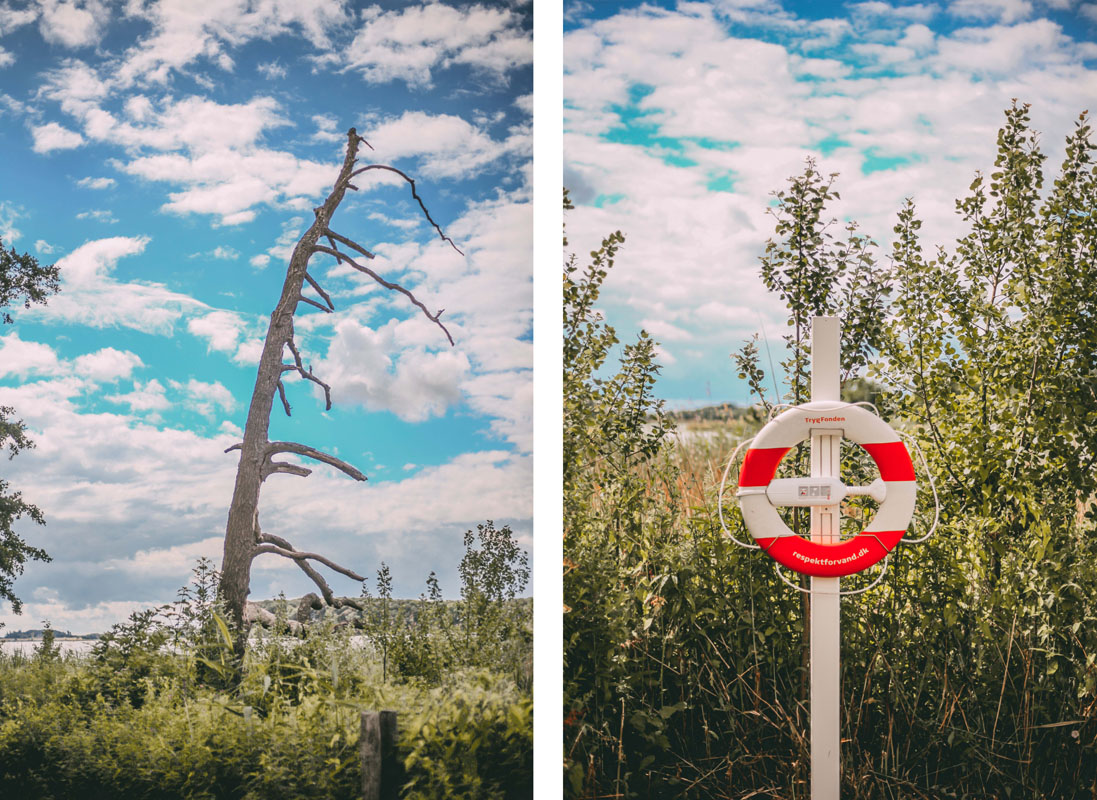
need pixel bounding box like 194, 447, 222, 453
0, 0, 531, 632
564, 0, 1097, 407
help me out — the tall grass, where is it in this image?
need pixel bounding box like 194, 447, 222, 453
565, 426, 1097, 799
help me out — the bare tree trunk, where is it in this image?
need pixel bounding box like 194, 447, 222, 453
219, 129, 459, 633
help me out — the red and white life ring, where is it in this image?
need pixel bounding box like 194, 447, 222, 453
736, 401, 916, 578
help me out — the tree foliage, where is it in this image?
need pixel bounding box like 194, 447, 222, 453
879, 103, 1097, 545
0, 242, 59, 326
0, 414, 50, 616
752, 162, 890, 406
0, 239, 58, 619
359, 521, 531, 687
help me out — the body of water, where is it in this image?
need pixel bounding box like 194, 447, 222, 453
0, 636, 373, 658
0, 640, 99, 657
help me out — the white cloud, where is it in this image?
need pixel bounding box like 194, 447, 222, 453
104, 536, 223, 578
30, 120, 85, 152
320, 319, 470, 422
0, 200, 20, 242
34, 239, 55, 254
76, 208, 117, 223
322, 2, 530, 87
258, 215, 304, 266
950, 0, 1034, 23
53, 236, 147, 287
35, 236, 211, 335
0, 333, 64, 377
312, 113, 341, 142
189, 246, 239, 260
0, 336, 143, 387
39, 59, 108, 117
99, 95, 288, 153
336, 193, 534, 450
257, 60, 287, 80
37, 0, 110, 49
0, 46, 13, 68
115, 0, 349, 86
73, 347, 143, 382
249, 254, 270, 268
39, 85, 334, 224
106, 378, 169, 412
367, 110, 528, 179
232, 337, 264, 365
0, 4, 38, 35
106, 95, 332, 224
851, 1, 940, 22
641, 319, 693, 342
935, 19, 1078, 74
171, 378, 235, 418
77, 176, 115, 189
0, 599, 157, 636
187, 310, 246, 354
368, 211, 421, 232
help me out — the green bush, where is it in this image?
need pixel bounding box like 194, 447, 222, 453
0, 652, 531, 799
0, 558, 532, 799
402, 672, 533, 800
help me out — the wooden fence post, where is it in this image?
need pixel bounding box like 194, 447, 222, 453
379, 710, 399, 799
361, 710, 399, 800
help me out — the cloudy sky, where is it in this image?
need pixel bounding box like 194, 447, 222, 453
0, 0, 531, 633
564, 0, 1097, 406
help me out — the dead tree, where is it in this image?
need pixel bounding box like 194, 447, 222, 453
220, 128, 461, 632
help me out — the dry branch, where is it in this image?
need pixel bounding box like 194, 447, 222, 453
254, 543, 366, 582
284, 334, 333, 410
276, 379, 291, 416
258, 532, 366, 611
342, 164, 464, 256
262, 460, 312, 479
304, 271, 335, 310
325, 229, 375, 260
298, 295, 331, 313
313, 244, 454, 345
266, 441, 367, 481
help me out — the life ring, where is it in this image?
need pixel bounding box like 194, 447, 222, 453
735, 401, 916, 578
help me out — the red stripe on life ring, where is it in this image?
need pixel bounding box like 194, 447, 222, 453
739, 446, 791, 487
756, 529, 904, 578
860, 441, 915, 482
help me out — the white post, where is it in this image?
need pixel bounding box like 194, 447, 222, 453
810, 316, 841, 800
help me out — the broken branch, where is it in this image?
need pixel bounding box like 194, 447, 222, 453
254, 543, 366, 582
257, 532, 366, 610
324, 229, 375, 260
263, 460, 312, 479
304, 271, 335, 310
312, 244, 454, 346
276, 379, 291, 417
266, 441, 367, 481
285, 333, 333, 410
341, 165, 464, 256
298, 295, 332, 313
